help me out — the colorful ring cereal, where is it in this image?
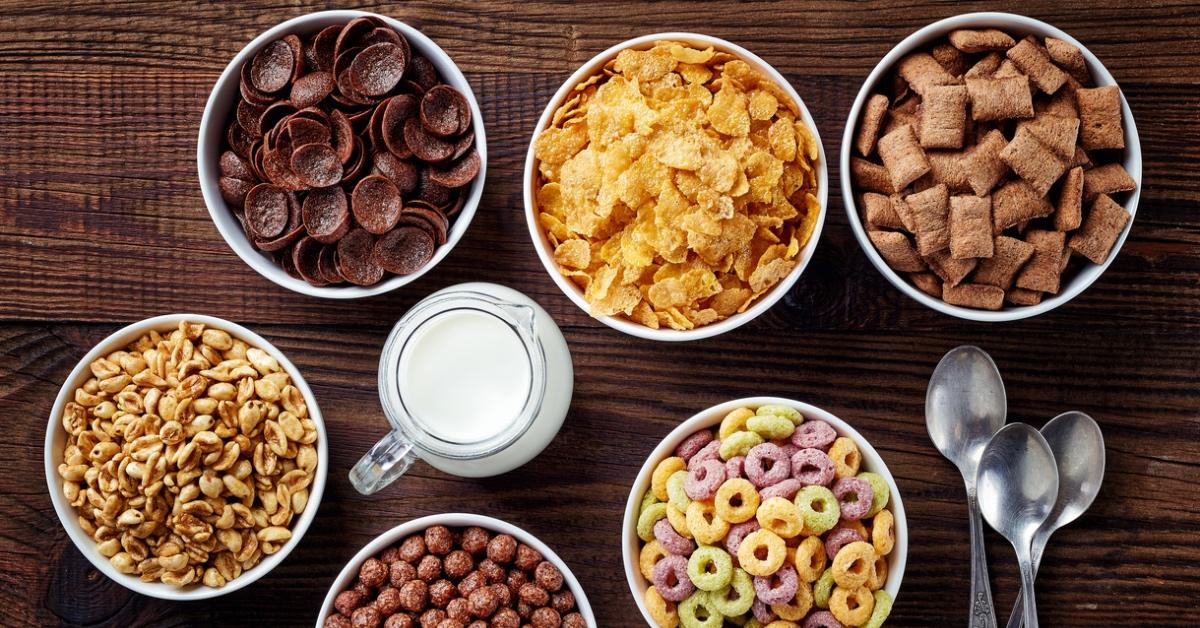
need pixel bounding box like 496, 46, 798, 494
828, 437, 861, 479
668, 470, 693, 512
794, 486, 839, 535
831, 541, 875, 589
802, 610, 843, 628
715, 478, 762, 524
724, 519, 761, 557
771, 580, 814, 620
720, 431, 765, 460
756, 496, 805, 539
871, 509, 895, 557
727, 455, 746, 480
756, 404, 804, 425
862, 590, 892, 628
857, 472, 890, 518
653, 554, 696, 602
764, 621, 799, 628
677, 429, 715, 461
833, 518, 868, 540
791, 419, 838, 450
736, 529, 787, 577
654, 456, 688, 501
813, 568, 835, 609
794, 535, 827, 583
752, 598, 778, 624
829, 585, 874, 627
668, 503, 693, 539
791, 449, 836, 487
687, 545, 734, 592
686, 500, 731, 545
679, 591, 724, 628
655, 517, 696, 556
641, 539, 669, 580
761, 478, 805, 501
745, 443, 792, 488
646, 585, 681, 628
720, 407, 756, 439
823, 527, 865, 562
866, 553, 888, 592
747, 413, 796, 440
639, 501, 669, 542
832, 477, 873, 521
710, 567, 756, 616
689, 440, 723, 470
643, 488, 660, 512
753, 564, 799, 605
686, 459, 728, 501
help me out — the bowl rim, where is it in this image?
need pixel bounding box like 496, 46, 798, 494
315, 512, 596, 626
43, 313, 329, 600
621, 396, 908, 625
523, 32, 829, 341
839, 11, 1142, 322
197, 9, 488, 300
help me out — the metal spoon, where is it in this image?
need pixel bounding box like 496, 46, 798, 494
977, 423, 1059, 628
1005, 411, 1106, 628
926, 345, 1008, 628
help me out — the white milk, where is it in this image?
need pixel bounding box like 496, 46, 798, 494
398, 309, 532, 443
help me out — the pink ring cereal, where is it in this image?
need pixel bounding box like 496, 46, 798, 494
688, 440, 723, 470
871, 509, 895, 557
641, 539, 669, 580
832, 477, 873, 521
746, 443, 792, 488
791, 420, 838, 450
761, 478, 805, 501
866, 553, 888, 592
654, 456, 688, 501
828, 437, 861, 479
720, 431, 765, 460
781, 442, 800, 460
747, 413, 797, 440
685, 459, 727, 501
655, 517, 696, 556
823, 527, 865, 562
829, 585, 874, 627
753, 564, 799, 605
639, 501, 669, 542
645, 586, 680, 628
720, 407, 756, 439
794, 536, 827, 583
813, 568, 835, 609
795, 486, 840, 535
863, 590, 893, 628
715, 478, 762, 524
858, 472, 890, 518
830, 541, 875, 589
756, 404, 804, 425
668, 503, 693, 539
791, 448, 836, 487
676, 429, 715, 461
803, 610, 845, 628
686, 546, 734, 592
686, 500, 731, 545
668, 470, 692, 512
736, 529, 787, 577
653, 554, 696, 602
679, 591, 723, 628
753, 598, 779, 624
833, 518, 868, 541
709, 567, 755, 617
771, 579, 814, 620
726, 456, 746, 480
724, 520, 761, 557
757, 496, 805, 539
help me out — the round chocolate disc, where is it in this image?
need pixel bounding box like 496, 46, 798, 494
243, 183, 289, 239
290, 71, 334, 109
290, 143, 343, 188
372, 151, 419, 194
427, 149, 480, 188
336, 228, 385, 286
403, 116, 454, 163
220, 150, 256, 181
373, 226, 435, 275
420, 85, 467, 138
351, 174, 403, 234
302, 186, 350, 244
349, 43, 406, 97
250, 39, 294, 93
291, 236, 329, 286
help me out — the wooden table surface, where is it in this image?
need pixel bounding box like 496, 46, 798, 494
2, 1, 1198, 625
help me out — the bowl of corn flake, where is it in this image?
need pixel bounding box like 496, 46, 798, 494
525, 33, 828, 341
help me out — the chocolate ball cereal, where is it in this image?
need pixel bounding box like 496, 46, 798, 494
530, 607, 560, 628
460, 527, 490, 555
419, 609, 446, 627
417, 555, 443, 582
514, 545, 542, 571
491, 608, 520, 628
533, 562, 562, 592
425, 525, 455, 555
361, 558, 390, 588
477, 559, 505, 584
384, 616, 414, 628
400, 535, 427, 562
430, 579, 457, 608
561, 613, 586, 628
443, 550, 474, 579
399, 580, 429, 612
352, 605, 383, 628
518, 582, 549, 607
376, 587, 404, 616
390, 561, 417, 587
486, 534, 517, 564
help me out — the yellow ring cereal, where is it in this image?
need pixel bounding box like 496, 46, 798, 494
764, 622, 802, 628
746, 413, 796, 440
719, 430, 764, 460
639, 501, 669, 542
831, 541, 876, 589
872, 508, 895, 556
654, 456, 687, 501
645, 585, 680, 628
755, 404, 804, 425
794, 535, 827, 582
756, 496, 805, 538
719, 407, 755, 439
866, 553, 888, 591
714, 478, 761, 523
813, 567, 835, 609
667, 502, 693, 539
736, 528, 787, 577
640, 539, 669, 581
829, 437, 861, 479
830, 585, 875, 626
771, 580, 814, 620
686, 500, 731, 545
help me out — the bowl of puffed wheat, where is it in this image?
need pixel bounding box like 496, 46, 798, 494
44, 314, 328, 600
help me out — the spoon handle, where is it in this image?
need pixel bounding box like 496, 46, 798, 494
1005, 530, 1049, 628
1018, 552, 1039, 628
966, 488, 998, 628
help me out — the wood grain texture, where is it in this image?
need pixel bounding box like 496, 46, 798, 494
0, 0, 1198, 626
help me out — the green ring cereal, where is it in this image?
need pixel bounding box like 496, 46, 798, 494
714, 478, 761, 523
709, 567, 755, 616
828, 437, 861, 479
755, 404, 804, 425
668, 469, 693, 512
863, 590, 893, 628
642, 488, 660, 511
831, 541, 875, 589
770, 579, 814, 620
646, 585, 680, 628
668, 503, 693, 539
641, 539, 669, 581
746, 413, 796, 440
687, 546, 734, 591
858, 471, 890, 518
756, 496, 805, 538
639, 501, 669, 542
654, 456, 687, 501
794, 535, 827, 582
736, 528, 787, 576
686, 500, 731, 545
813, 567, 835, 609
795, 485, 839, 535
720, 431, 764, 460
830, 585, 874, 626
678, 590, 723, 628
720, 407, 755, 439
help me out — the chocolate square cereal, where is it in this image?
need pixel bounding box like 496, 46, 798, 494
964, 129, 1011, 196
926, 150, 973, 194
920, 85, 969, 149
932, 43, 968, 76
949, 29, 1016, 53
1076, 85, 1125, 150
992, 180, 1054, 234
925, 248, 978, 287
1045, 37, 1089, 82
943, 282, 1005, 310
966, 75, 1035, 121
1006, 287, 1044, 306
999, 126, 1068, 196
1018, 113, 1080, 160
1068, 145, 1093, 169
1069, 194, 1131, 263
965, 52, 1004, 79
910, 271, 943, 297
890, 193, 917, 233
1016, 229, 1067, 293
863, 192, 904, 230
851, 157, 896, 195
949, 195, 993, 259
897, 52, 962, 96
855, 94, 890, 156
1036, 88, 1079, 119
869, 230, 926, 272
1056, 166, 1085, 231
973, 235, 1036, 289
878, 124, 931, 191
1082, 163, 1137, 199
1006, 36, 1068, 94
906, 184, 951, 255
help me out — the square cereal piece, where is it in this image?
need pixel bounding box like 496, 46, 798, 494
973, 235, 1036, 289
920, 85, 970, 149
881, 95, 920, 138
1056, 166, 1085, 231
949, 29, 1016, 53
993, 59, 1024, 80
905, 183, 951, 255
1069, 145, 1092, 169
878, 124, 931, 191
1069, 194, 1131, 263
1006, 36, 1068, 94
890, 193, 917, 233
1016, 230, 1067, 293
943, 282, 1005, 310
925, 248, 977, 287
1076, 85, 1125, 150
927, 149, 972, 194
949, 195, 994, 259
1036, 88, 1080, 119
965, 52, 1004, 79
964, 129, 1010, 196
932, 43, 968, 76
868, 230, 926, 273
1045, 37, 1089, 82
1006, 287, 1044, 306
1082, 163, 1137, 199
863, 192, 904, 230
851, 157, 896, 194
992, 180, 1055, 233
1018, 113, 1080, 160
897, 52, 962, 96
999, 126, 1069, 196
910, 271, 943, 297
856, 94, 890, 156
966, 76, 1035, 121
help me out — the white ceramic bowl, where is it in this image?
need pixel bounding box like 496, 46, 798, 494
44, 314, 329, 600
198, 10, 488, 299
317, 513, 595, 626
842, 12, 1142, 322
524, 33, 829, 341
622, 397, 907, 625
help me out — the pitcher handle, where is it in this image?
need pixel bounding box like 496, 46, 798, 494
349, 431, 415, 495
